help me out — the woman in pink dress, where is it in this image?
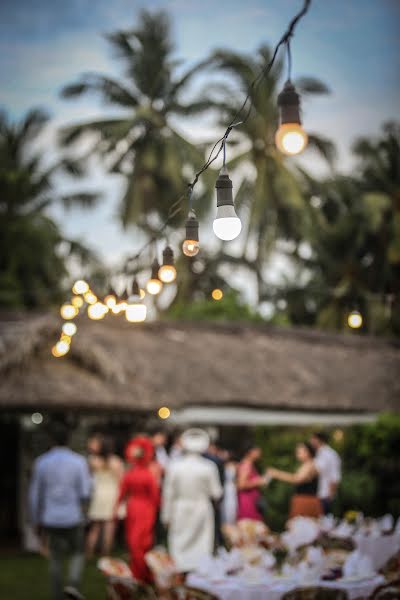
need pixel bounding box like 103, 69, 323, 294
237, 446, 269, 522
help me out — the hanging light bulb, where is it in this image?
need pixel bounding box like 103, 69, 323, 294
52, 339, 70, 357
213, 166, 242, 241
146, 259, 163, 295
88, 302, 108, 320
62, 322, 77, 336
158, 246, 177, 283
84, 291, 97, 305
71, 295, 84, 308
212, 288, 224, 301
60, 303, 78, 320
275, 80, 308, 155
182, 210, 200, 257
104, 287, 117, 309
126, 279, 147, 323
347, 310, 363, 329
72, 280, 89, 295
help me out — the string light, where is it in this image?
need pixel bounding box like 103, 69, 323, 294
159, 246, 177, 283
158, 406, 171, 420
84, 291, 97, 305
62, 322, 77, 336
104, 291, 117, 309
72, 280, 89, 295
88, 302, 108, 320
212, 288, 224, 301
347, 310, 363, 329
213, 166, 242, 241
182, 210, 200, 257
60, 303, 78, 320
275, 80, 308, 155
125, 279, 147, 323
146, 259, 163, 295
71, 296, 84, 308
52, 340, 70, 357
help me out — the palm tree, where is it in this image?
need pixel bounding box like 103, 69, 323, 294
61, 10, 214, 233
208, 46, 335, 298
0, 109, 100, 308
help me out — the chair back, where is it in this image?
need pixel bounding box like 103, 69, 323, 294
282, 587, 348, 600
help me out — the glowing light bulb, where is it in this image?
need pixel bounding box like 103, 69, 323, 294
88, 302, 108, 320
62, 322, 77, 336
125, 303, 147, 323
84, 291, 97, 305
212, 288, 223, 301
72, 280, 89, 295
147, 279, 163, 295
158, 406, 171, 420
214, 167, 242, 241
275, 123, 308, 156
182, 211, 200, 256
158, 246, 177, 283
71, 296, 84, 308
60, 334, 72, 344
104, 294, 116, 309
182, 240, 200, 257
31, 412, 43, 425
60, 303, 78, 320
347, 310, 363, 329
52, 340, 70, 357
159, 265, 177, 284
213, 209, 242, 241
275, 80, 308, 156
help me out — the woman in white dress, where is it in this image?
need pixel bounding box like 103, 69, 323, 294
162, 429, 222, 572
87, 437, 125, 556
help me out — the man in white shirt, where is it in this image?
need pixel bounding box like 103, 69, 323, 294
310, 431, 342, 515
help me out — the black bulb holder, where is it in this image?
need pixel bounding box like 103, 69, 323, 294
130, 278, 140, 299
215, 166, 234, 208
150, 258, 161, 280
162, 245, 174, 266
277, 80, 302, 125
185, 211, 199, 242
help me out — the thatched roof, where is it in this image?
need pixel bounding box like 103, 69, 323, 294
0, 313, 399, 414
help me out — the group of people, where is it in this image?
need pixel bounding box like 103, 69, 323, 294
29, 424, 341, 600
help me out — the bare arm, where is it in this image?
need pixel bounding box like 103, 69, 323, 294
237, 462, 267, 490
268, 462, 317, 486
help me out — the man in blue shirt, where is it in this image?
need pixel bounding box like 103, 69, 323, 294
29, 422, 91, 600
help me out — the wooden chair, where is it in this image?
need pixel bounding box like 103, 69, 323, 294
169, 586, 219, 600
282, 587, 348, 600
380, 550, 400, 581
369, 578, 400, 600
106, 576, 157, 600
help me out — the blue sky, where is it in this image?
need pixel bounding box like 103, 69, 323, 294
1, 0, 399, 270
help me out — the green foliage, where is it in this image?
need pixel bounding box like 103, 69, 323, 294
254, 414, 400, 531
167, 290, 263, 322
0, 110, 100, 309
61, 10, 214, 231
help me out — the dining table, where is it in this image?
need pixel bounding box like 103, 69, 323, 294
186, 573, 385, 600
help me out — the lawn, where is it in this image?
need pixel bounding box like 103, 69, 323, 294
0, 552, 115, 599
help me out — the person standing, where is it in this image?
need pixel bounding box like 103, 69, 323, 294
114, 436, 159, 583
162, 429, 222, 572
310, 431, 342, 515
204, 441, 225, 548
237, 445, 269, 522
222, 456, 238, 525
86, 436, 124, 557
268, 442, 322, 519
29, 422, 91, 600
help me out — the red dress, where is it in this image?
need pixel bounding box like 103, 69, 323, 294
117, 438, 160, 583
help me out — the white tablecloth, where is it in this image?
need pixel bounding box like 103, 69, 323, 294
187, 573, 384, 600
354, 533, 399, 570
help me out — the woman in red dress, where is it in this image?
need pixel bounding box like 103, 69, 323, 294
115, 436, 160, 583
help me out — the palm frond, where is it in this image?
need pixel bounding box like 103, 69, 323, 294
61, 74, 139, 108
60, 192, 101, 210
295, 77, 331, 96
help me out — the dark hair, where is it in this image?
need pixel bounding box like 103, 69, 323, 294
241, 442, 259, 458
51, 422, 70, 446
312, 431, 329, 444
99, 436, 115, 459
301, 441, 316, 458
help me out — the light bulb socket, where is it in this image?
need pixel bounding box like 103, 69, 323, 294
162, 245, 174, 266
277, 80, 302, 125
120, 288, 129, 302
130, 278, 140, 298
150, 258, 161, 280
185, 211, 199, 242
215, 168, 234, 208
